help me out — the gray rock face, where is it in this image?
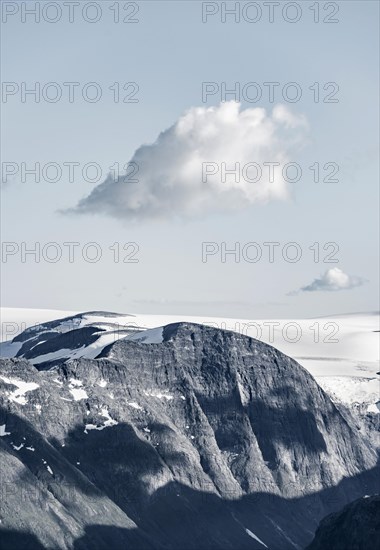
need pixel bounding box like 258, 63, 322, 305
0, 321, 378, 549
305, 495, 380, 550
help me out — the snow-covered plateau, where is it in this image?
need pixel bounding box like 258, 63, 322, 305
1, 307, 379, 411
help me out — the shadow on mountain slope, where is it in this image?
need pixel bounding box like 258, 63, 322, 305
1, 402, 379, 549
0, 529, 45, 550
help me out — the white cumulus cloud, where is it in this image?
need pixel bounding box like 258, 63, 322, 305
294, 268, 367, 294
68, 101, 308, 221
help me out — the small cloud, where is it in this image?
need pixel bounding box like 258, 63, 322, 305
65, 101, 308, 222
290, 268, 367, 295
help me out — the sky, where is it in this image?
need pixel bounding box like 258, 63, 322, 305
1, 0, 379, 319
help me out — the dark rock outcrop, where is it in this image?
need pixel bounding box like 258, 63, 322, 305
305, 494, 380, 550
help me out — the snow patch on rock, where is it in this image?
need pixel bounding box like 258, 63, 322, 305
143, 390, 174, 401
245, 528, 268, 548
69, 387, 88, 401
128, 402, 143, 410
0, 375, 39, 405
128, 327, 164, 344
0, 424, 11, 437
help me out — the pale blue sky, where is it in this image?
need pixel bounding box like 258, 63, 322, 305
1, 1, 379, 318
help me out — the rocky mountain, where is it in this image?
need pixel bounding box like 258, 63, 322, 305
0, 311, 142, 369
1, 310, 379, 417
0, 318, 379, 549
306, 495, 380, 550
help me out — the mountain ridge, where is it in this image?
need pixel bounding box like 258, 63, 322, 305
0, 320, 378, 548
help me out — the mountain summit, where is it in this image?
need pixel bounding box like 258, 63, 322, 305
0, 319, 378, 549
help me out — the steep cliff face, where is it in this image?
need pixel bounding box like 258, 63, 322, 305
0, 322, 378, 549
306, 495, 380, 550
